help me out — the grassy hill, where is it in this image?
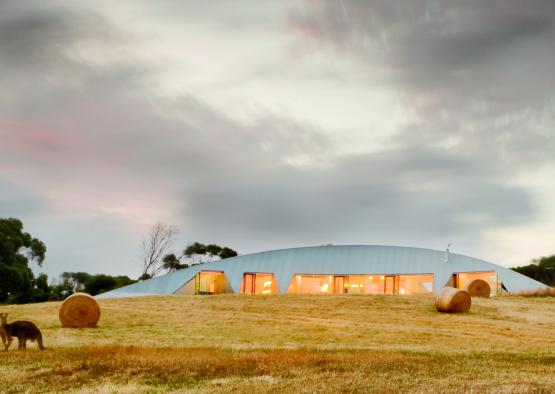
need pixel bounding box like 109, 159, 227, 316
1, 294, 555, 393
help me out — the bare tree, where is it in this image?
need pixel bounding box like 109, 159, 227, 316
140, 222, 178, 279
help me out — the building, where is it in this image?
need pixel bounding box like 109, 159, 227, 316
96, 245, 547, 298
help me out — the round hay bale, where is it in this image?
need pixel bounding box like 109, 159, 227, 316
465, 279, 491, 298
59, 293, 100, 328
435, 287, 471, 313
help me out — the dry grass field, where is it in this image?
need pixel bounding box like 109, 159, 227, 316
1, 294, 555, 393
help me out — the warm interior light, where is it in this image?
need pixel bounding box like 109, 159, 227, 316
380, 276, 385, 280
321, 283, 329, 292
264, 281, 272, 287
400, 288, 405, 294
369, 276, 373, 280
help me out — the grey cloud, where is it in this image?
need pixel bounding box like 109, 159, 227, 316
289, 0, 555, 168
0, 1, 546, 276
0, 4, 103, 64
0, 3, 70, 67
290, 1, 555, 103
2, 56, 536, 276
183, 145, 535, 254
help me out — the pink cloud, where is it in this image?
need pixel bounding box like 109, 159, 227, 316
0, 118, 75, 160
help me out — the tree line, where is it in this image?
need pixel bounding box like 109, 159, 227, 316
511, 255, 555, 287
0, 218, 237, 304
0, 217, 137, 302
25, 272, 137, 302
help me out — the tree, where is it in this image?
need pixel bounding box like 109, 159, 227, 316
512, 254, 555, 286
48, 278, 74, 301
61, 271, 92, 292
184, 242, 210, 264
219, 247, 238, 259
59, 272, 137, 296
140, 222, 178, 279
0, 218, 46, 303
162, 253, 189, 271
33, 273, 50, 302
85, 274, 136, 296
161, 242, 238, 272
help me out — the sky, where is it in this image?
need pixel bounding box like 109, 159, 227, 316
1, 0, 554, 279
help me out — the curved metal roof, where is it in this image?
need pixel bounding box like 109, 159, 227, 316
97, 245, 547, 298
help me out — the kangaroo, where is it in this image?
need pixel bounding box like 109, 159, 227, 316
0, 313, 45, 351
0, 329, 5, 350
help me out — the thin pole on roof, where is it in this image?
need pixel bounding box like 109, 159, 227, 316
444, 243, 452, 263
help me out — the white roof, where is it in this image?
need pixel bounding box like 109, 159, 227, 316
97, 245, 547, 298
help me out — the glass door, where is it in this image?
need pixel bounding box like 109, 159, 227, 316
242, 273, 276, 294
334, 276, 347, 293
384, 275, 395, 294
243, 273, 255, 294
195, 271, 223, 295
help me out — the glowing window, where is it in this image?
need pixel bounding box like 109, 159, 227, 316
195, 271, 224, 295
344, 275, 387, 294
455, 271, 499, 296
287, 275, 334, 294
397, 274, 434, 295
288, 274, 434, 295
241, 273, 278, 294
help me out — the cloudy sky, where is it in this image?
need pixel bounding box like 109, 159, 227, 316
1, 0, 554, 279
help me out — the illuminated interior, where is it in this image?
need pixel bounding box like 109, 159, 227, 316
287, 274, 433, 295
241, 273, 278, 294
342, 275, 387, 294
287, 275, 335, 294
398, 274, 434, 294
455, 271, 499, 296
194, 271, 225, 295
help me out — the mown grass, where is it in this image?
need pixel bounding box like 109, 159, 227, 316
1, 294, 555, 393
